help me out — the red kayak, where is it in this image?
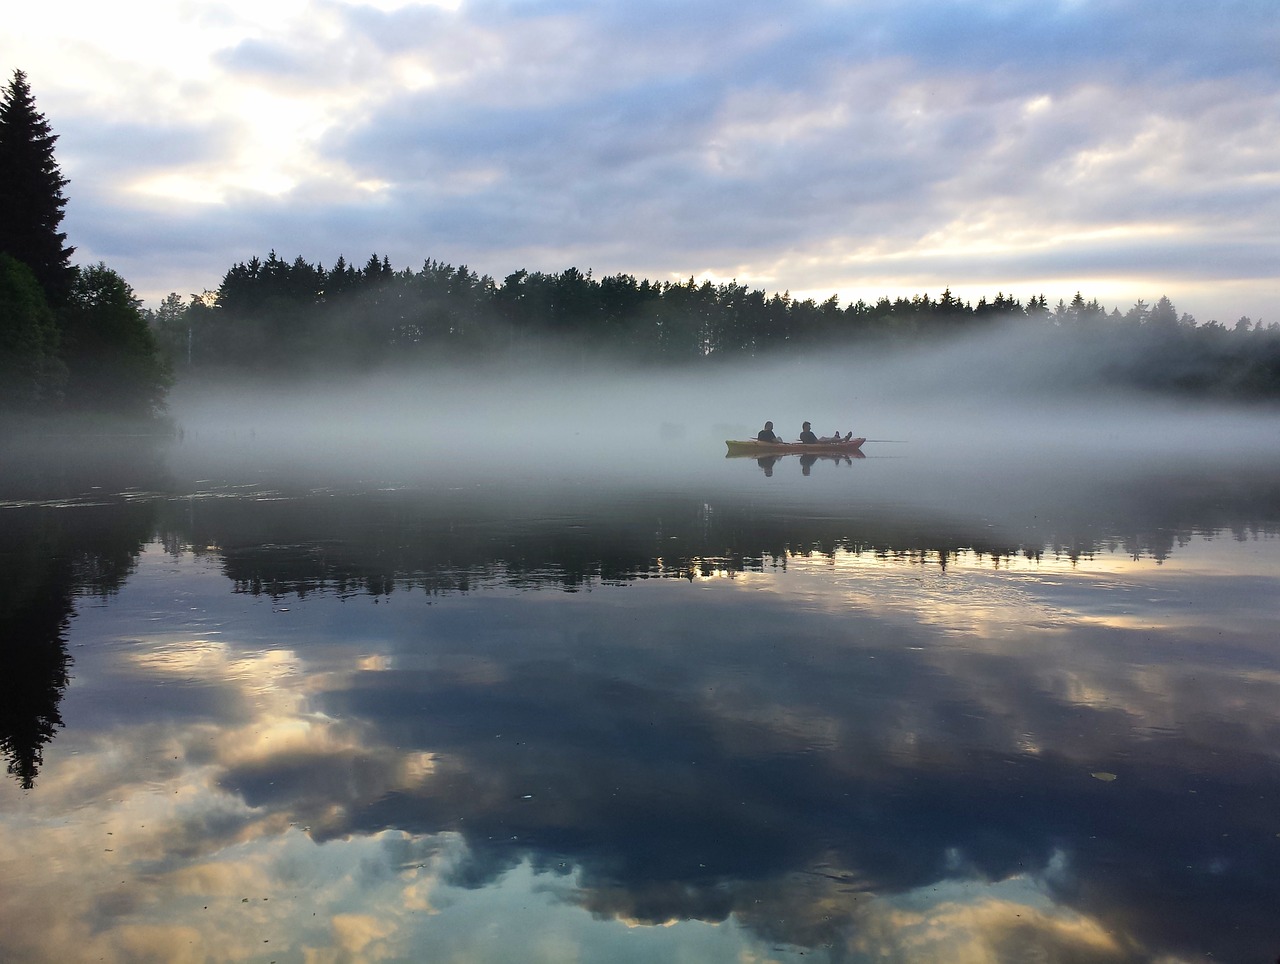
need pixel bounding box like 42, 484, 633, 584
725, 438, 865, 456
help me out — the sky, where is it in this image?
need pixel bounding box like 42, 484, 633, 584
4, 0, 1278, 322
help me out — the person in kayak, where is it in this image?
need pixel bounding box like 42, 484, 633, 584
799, 421, 819, 443
757, 421, 784, 442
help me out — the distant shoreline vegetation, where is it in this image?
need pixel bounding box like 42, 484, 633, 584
145, 251, 1280, 400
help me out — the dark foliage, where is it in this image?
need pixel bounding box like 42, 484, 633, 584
0, 70, 74, 304
60, 263, 172, 416
149, 252, 1280, 399
0, 253, 65, 408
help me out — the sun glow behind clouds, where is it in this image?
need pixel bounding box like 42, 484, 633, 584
18, 0, 408, 205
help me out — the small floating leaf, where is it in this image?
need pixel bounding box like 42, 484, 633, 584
1091, 771, 1118, 782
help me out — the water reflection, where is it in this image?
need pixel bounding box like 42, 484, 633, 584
0, 457, 159, 788
1, 437, 1279, 962
731, 451, 865, 477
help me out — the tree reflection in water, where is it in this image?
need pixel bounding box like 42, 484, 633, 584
0, 436, 163, 788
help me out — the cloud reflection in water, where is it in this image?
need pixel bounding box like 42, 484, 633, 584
3, 524, 1279, 962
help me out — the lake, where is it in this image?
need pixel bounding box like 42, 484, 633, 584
2, 384, 1280, 964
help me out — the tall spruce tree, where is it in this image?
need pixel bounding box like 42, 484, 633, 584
0, 69, 75, 305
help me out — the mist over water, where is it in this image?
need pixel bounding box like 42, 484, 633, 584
164, 326, 1280, 539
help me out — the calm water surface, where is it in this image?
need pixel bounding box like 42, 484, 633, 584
2, 418, 1280, 963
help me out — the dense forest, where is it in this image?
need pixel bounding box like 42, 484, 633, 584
148, 251, 1280, 398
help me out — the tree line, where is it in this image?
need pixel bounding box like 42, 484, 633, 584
0, 70, 169, 419
147, 250, 1280, 398
157, 254, 1061, 370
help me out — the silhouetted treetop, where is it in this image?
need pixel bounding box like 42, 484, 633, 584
0, 69, 74, 305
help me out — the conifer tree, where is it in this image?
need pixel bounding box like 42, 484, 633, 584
0, 69, 75, 304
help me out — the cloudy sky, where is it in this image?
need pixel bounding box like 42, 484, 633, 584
5, 0, 1278, 321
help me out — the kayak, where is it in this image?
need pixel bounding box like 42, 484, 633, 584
726, 438, 866, 456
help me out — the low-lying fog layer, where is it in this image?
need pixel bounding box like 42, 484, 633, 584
166, 323, 1280, 497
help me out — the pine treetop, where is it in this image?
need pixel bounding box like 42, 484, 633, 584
0, 68, 75, 304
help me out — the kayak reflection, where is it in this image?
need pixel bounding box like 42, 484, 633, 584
736, 450, 866, 476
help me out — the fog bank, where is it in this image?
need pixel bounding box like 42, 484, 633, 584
167, 324, 1280, 480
